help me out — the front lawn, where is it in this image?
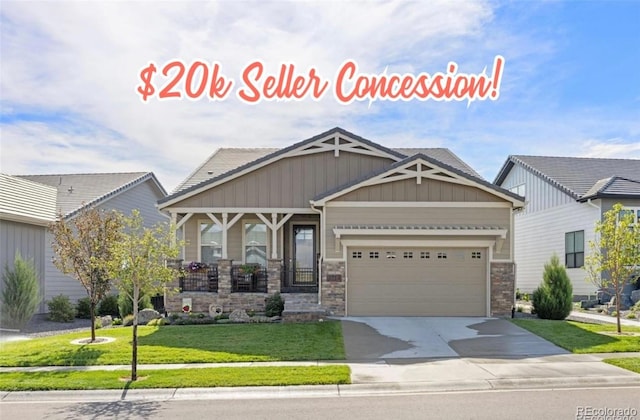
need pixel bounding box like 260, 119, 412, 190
511, 319, 640, 353
604, 358, 640, 374
0, 365, 351, 391
0, 322, 345, 367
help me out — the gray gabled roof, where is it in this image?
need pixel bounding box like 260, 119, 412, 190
313, 153, 524, 204
173, 148, 279, 193
579, 177, 640, 201
168, 128, 482, 200
494, 155, 640, 199
17, 172, 167, 218
0, 174, 57, 225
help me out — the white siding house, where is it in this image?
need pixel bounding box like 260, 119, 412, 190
0, 174, 58, 313
16, 172, 168, 308
495, 156, 640, 298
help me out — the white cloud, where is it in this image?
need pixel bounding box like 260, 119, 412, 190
1, 1, 638, 191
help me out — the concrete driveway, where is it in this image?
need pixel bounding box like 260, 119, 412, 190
342, 317, 568, 360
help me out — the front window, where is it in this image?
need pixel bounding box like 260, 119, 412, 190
200, 222, 222, 264
244, 223, 267, 266
565, 230, 584, 268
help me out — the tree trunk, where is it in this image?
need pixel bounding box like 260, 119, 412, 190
616, 288, 622, 334
131, 286, 139, 381
90, 302, 96, 342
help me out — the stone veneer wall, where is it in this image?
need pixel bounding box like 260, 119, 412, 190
321, 260, 346, 316
165, 259, 282, 315
490, 262, 515, 316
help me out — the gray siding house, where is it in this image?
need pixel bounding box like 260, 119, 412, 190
159, 127, 524, 317
494, 156, 640, 298
0, 174, 58, 313
15, 172, 168, 309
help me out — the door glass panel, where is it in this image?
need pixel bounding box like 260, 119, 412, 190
294, 226, 315, 269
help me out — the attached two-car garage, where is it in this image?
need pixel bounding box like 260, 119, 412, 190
346, 247, 488, 316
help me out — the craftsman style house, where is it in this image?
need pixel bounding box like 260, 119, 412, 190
495, 155, 640, 299
158, 128, 524, 317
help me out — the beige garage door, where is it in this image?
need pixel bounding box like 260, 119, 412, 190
347, 247, 487, 316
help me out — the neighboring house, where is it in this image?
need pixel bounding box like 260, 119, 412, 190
158, 127, 524, 317
494, 156, 640, 298
14, 172, 168, 310
0, 174, 57, 313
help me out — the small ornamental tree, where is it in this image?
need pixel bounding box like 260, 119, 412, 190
585, 203, 640, 333
532, 254, 573, 320
107, 210, 180, 381
1, 253, 41, 329
50, 207, 123, 342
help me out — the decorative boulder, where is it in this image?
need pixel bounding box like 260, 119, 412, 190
631, 289, 640, 305
229, 309, 251, 323
100, 315, 113, 328
137, 308, 161, 325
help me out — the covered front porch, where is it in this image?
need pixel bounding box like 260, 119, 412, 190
165, 208, 321, 314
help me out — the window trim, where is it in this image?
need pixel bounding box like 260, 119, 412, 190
242, 220, 269, 266
565, 230, 585, 269
197, 219, 223, 264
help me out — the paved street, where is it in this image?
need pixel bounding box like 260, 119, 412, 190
2, 387, 639, 420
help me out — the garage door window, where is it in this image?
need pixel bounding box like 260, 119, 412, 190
471, 251, 482, 259
403, 251, 413, 259
437, 252, 447, 259
352, 251, 362, 259
369, 251, 379, 259
420, 251, 430, 259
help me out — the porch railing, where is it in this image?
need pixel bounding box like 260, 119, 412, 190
179, 265, 218, 292
231, 265, 268, 293
281, 264, 318, 293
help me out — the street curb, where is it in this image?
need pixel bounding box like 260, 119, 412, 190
3, 376, 640, 402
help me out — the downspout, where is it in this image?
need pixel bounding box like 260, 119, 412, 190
310, 202, 323, 305
585, 198, 600, 210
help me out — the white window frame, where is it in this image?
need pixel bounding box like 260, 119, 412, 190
197, 219, 223, 264
242, 219, 269, 266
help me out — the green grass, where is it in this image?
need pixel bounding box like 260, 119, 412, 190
604, 358, 640, 374
511, 319, 640, 353
0, 365, 351, 391
0, 322, 345, 367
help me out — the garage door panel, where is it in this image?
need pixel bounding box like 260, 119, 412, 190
347, 247, 487, 316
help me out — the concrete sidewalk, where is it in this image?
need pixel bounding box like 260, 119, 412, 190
1, 354, 640, 402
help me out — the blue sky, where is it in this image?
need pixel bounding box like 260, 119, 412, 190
1, 1, 638, 192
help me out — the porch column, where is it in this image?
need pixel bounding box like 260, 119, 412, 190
267, 258, 282, 295
222, 213, 228, 259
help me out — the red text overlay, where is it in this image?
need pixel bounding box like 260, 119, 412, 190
136, 57, 504, 105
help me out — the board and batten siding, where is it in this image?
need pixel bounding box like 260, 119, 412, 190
174, 151, 393, 209
43, 180, 168, 308
335, 177, 504, 202
499, 164, 574, 214
513, 201, 600, 296
0, 220, 48, 313
324, 206, 512, 260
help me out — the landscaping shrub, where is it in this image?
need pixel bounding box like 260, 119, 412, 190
265, 292, 285, 317
112, 317, 123, 326
1, 254, 41, 329
75, 297, 92, 319
97, 294, 119, 317
147, 317, 167, 326
532, 254, 573, 320
117, 291, 152, 317
122, 314, 135, 326
47, 295, 75, 322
